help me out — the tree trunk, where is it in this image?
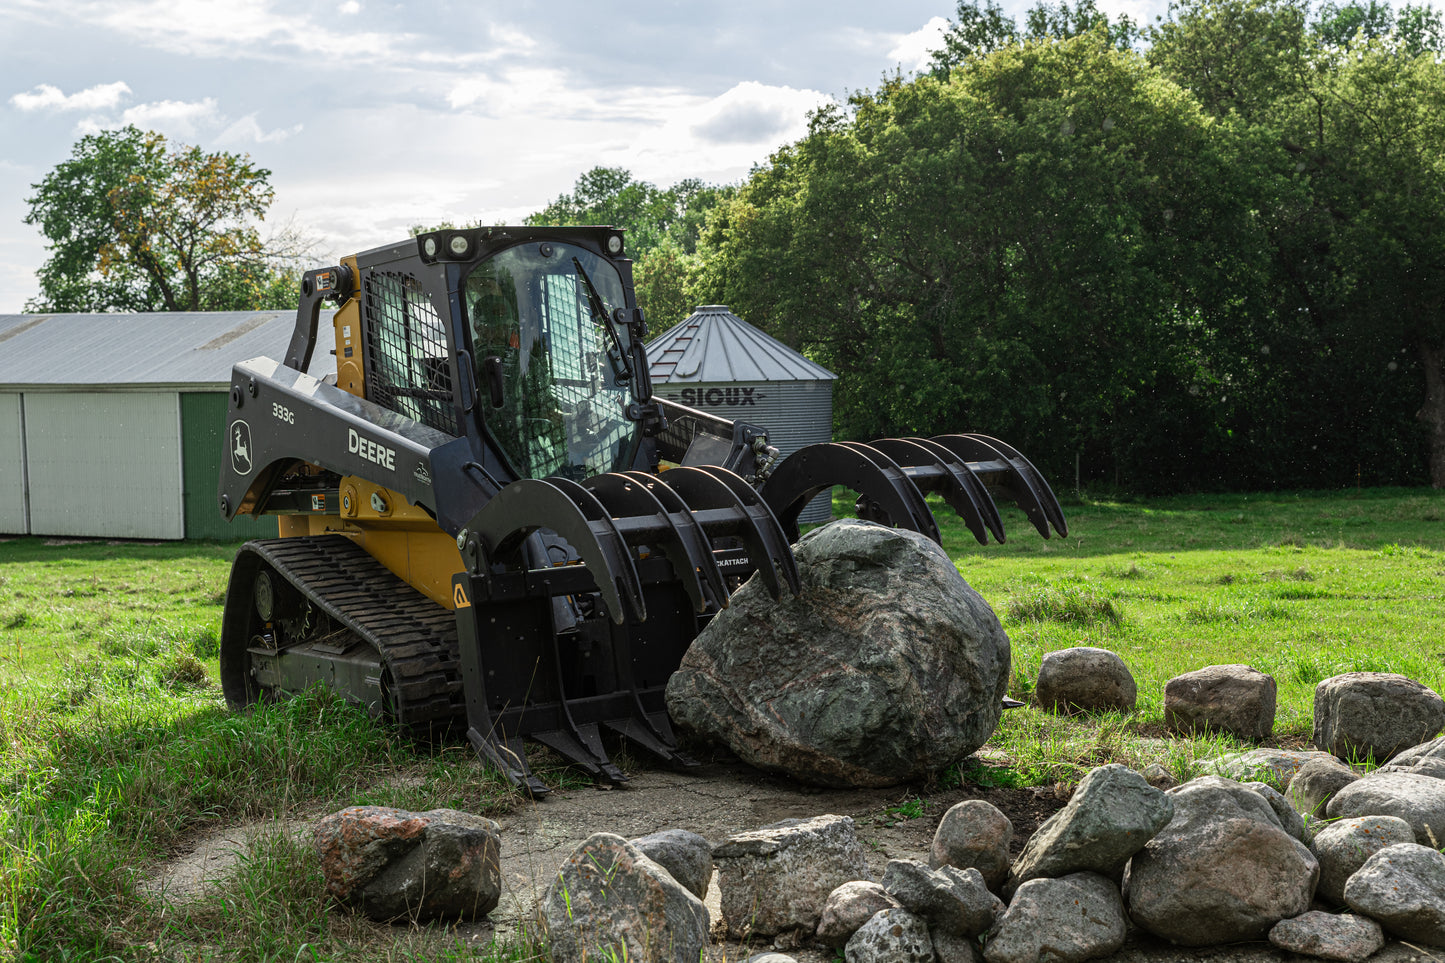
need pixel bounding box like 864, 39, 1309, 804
1417, 339, 1445, 487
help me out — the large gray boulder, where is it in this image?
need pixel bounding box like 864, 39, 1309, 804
845, 908, 935, 963
1268, 912, 1384, 962
1343, 843, 1445, 945
1005, 764, 1172, 896
1312, 815, 1416, 906
666, 519, 1010, 787
314, 806, 501, 923
881, 860, 1003, 938
1035, 646, 1137, 714
629, 829, 713, 901
712, 814, 870, 939
1326, 771, 1445, 846
930, 799, 1013, 891
1380, 734, 1445, 779
1123, 776, 1318, 945
983, 873, 1127, 963
1314, 672, 1445, 763
541, 833, 709, 963
1164, 664, 1277, 742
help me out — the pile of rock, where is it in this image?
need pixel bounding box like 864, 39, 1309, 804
312, 744, 1445, 961
534, 755, 1445, 962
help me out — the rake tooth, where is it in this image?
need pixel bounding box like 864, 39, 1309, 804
867, 437, 999, 545
964, 433, 1068, 537
760, 441, 940, 543
467, 476, 646, 623
662, 465, 799, 599
931, 434, 1056, 539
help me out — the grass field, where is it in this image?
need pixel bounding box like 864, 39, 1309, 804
3, 486, 1444, 959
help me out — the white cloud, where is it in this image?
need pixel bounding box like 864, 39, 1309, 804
887, 16, 949, 72
119, 97, 220, 139
37, 0, 516, 68
218, 113, 303, 144
10, 81, 132, 112
688, 81, 826, 145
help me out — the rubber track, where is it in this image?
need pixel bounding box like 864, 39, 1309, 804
241, 535, 465, 740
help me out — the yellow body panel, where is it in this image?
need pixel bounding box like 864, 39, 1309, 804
277, 260, 462, 610
277, 474, 463, 609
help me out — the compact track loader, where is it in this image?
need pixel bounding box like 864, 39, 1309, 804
218, 225, 1067, 795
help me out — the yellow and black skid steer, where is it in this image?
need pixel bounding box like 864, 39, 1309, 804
217, 225, 1067, 795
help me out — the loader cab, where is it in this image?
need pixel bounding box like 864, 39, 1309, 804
461, 240, 642, 482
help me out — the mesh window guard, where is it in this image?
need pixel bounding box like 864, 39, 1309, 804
362, 271, 457, 434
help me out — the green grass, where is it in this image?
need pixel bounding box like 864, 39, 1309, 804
5, 486, 1445, 958
0, 539, 526, 961
929, 486, 1445, 780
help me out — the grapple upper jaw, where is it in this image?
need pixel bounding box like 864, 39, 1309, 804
758, 435, 1067, 545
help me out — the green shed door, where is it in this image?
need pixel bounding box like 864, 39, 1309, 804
181, 392, 279, 540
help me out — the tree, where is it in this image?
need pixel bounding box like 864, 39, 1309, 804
526, 167, 734, 327
929, 0, 1019, 72
24, 126, 296, 312
1150, 0, 1445, 486
1312, 0, 1442, 48
930, 0, 1138, 75
695, 33, 1246, 488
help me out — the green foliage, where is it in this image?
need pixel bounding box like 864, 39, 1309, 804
696, 33, 1242, 489
688, 0, 1445, 493
1148, 0, 1445, 487
525, 166, 734, 327
931, 0, 1138, 74
24, 126, 300, 313
1313, 0, 1444, 49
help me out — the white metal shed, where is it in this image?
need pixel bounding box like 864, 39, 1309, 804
0, 311, 334, 539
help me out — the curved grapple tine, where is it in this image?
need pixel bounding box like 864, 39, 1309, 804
834, 441, 941, 543
662, 466, 797, 599
584, 472, 722, 615
694, 465, 801, 596
930, 435, 1056, 539
759, 441, 939, 543
622, 471, 730, 612
905, 436, 1007, 542
965, 434, 1068, 537
467, 476, 645, 624
867, 437, 997, 546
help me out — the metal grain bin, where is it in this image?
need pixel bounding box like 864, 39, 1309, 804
648, 305, 837, 524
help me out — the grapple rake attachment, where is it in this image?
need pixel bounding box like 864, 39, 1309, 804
760, 434, 1068, 546
452, 466, 800, 795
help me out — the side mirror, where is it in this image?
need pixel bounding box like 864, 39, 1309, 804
482, 355, 505, 408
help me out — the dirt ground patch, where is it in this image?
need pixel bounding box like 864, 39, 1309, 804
143, 760, 1444, 962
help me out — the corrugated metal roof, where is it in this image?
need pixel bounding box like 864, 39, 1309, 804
0, 311, 337, 388
647, 305, 835, 384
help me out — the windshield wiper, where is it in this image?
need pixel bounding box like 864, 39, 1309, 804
572, 257, 631, 385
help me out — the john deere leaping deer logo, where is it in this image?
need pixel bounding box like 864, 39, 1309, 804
231, 421, 253, 475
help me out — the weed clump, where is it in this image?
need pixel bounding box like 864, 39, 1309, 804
1007, 586, 1123, 628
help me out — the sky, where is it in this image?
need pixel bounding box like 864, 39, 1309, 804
0, 0, 1166, 314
